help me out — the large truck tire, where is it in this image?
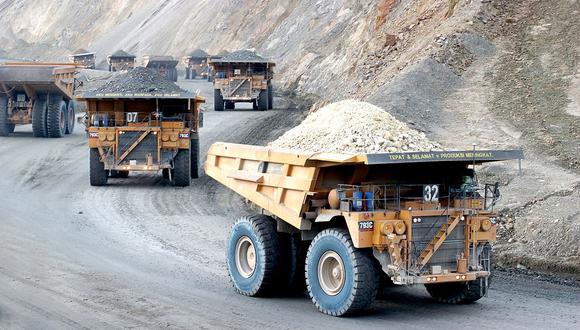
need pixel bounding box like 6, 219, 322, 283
214, 89, 224, 111
258, 91, 268, 111
89, 148, 108, 186
190, 136, 200, 179
227, 215, 287, 296
172, 149, 191, 187
32, 95, 48, 137
0, 96, 12, 136
47, 94, 67, 138
65, 100, 75, 135
267, 84, 273, 110
110, 170, 129, 178
425, 278, 488, 304
305, 228, 379, 316
278, 233, 307, 294
425, 244, 491, 304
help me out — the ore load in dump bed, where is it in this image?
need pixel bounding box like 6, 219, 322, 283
206, 142, 524, 316
270, 100, 442, 154
209, 50, 274, 111
0, 62, 80, 137
76, 67, 204, 187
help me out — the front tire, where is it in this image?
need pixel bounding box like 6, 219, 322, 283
306, 228, 379, 316
89, 148, 108, 186
227, 215, 286, 296
65, 100, 75, 135
172, 149, 190, 187
258, 90, 268, 111
214, 89, 224, 111
0, 96, 11, 136
267, 84, 273, 110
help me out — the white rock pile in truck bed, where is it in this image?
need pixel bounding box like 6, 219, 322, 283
270, 100, 442, 154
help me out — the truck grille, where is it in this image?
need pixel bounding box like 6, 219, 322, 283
118, 131, 158, 164
411, 215, 465, 273
227, 79, 251, 97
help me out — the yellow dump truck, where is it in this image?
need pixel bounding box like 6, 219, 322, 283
205, 143, 523, 316
0, 62, 79, 137
209, 50, 274, 111
77, 91, 204, 187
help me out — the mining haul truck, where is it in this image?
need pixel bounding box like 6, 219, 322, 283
205, 143, 524, 316
77, 91, 204, 187
143, 56, 179, 82
0, 62, 79, 137
209, 51, 274, 111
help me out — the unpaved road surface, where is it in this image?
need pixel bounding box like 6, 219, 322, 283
0, 80, 578, 329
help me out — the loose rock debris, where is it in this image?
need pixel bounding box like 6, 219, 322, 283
270, 100, 442, 154
88, 67, 186, 94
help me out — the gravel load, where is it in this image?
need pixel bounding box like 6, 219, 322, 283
75, 69, 117, 94
270, 100, 442, 154
215, 49, 270, 63
89, 67, 186, 94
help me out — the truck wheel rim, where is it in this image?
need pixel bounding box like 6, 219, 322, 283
235, 236, 256, 278
318, 251, 345, 296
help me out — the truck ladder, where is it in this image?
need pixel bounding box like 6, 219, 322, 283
415, 211, 462, 270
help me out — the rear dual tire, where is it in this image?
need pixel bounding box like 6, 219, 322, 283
227, 215, 287, 296
425, 279, 488, 304
32, 95, 48, 137
47, 94, 67, 138
109, 170, 129, 178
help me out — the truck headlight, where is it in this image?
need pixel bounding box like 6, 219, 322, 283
481, 219, 492, 231
394, 221, 406, 235
382, 223, 394, 235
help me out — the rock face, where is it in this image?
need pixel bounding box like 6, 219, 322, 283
270, 100, 441, 154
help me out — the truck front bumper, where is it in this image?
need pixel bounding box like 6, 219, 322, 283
393, 271, 490, 285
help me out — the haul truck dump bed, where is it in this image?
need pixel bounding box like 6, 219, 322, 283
77, 90, 204, 187
0, 62, 79, 137
205, 143, 523, 316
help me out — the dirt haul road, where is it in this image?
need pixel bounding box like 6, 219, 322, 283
0, 80, 578, 329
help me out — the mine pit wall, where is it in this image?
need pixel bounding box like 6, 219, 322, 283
1, 0, 577, 275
